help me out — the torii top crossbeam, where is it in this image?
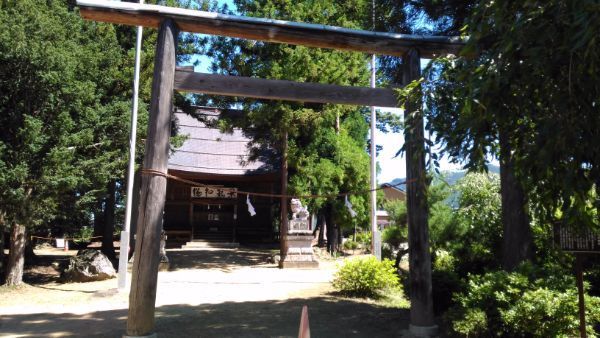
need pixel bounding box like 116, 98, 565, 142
77, 0, 465, 58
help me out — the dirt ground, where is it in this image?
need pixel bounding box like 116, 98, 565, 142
0, 247, 410, 337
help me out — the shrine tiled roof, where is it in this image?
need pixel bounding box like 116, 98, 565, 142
168, 107, 277, 176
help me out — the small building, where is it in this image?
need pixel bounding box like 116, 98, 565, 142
380, 182, 406, 202
377, 183, 406, 228
376, 210, 390, 228
163, 107, 280, 244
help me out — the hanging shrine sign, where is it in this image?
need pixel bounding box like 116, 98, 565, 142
191, 187, 238, 199
554, 224, 600, 253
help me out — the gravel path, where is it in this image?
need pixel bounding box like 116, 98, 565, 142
0, 247, 409, 337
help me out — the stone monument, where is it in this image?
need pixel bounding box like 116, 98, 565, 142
280, 199, 318, 268
158, 230, 169, 271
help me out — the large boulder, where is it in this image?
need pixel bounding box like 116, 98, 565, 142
61, 249, 116, 282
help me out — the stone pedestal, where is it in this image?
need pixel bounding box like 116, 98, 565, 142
158, 231, 169, 271
280, 233, 318, 268
280, 221, 319, 268
280, 200, 318, 268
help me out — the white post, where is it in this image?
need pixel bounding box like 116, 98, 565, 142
118, 1, 144, 290
370, 52, 377, 257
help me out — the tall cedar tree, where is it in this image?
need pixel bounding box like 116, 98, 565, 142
205, 0, 373, 252
375, 0, 542, 270
414, 0, 600, 269
0, 0, 201, 283
0, 0, 132, 284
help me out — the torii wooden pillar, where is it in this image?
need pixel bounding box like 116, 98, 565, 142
403, 49, 436, 334
127, 19, 178, 337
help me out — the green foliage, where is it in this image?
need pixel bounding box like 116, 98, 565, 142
0, 0, 130, 231
383, 199, 407, 228
430, 250, 464, 314
422, 0, 600, 229
354, 231, 371, 249
431, 266, 463, 316
448, 265, 600, 337
0, 0, 200, 243
426, 173, 502, 314
70, 226, 94, 246
430, 173, 502, 276
342, 239, 359, 250
502, 288, 598, 337
381, 226, 406, 249
333, 256, 400, 297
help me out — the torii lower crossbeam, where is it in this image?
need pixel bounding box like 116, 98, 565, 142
174, 70, 399, 108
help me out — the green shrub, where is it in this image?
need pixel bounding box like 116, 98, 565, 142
71, 226, 94, 244
448, 266, 600, 337
355, 231, 371, 248
333, 256, 400, 297
503, 288, 600, 337
432, 267, 464, 315
343, 239, 359, 250
383, 199, 407, 227
381, 243, 393, 260
428, 250, 465, 314
381, 225, 406, 249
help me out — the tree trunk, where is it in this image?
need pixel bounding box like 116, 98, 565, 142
325, 205, 338, 254
317, 211, 325, 247
102, 180, 117, 260
4, 224, 26, 286
337, 222, 343, 249
279, 131, 289, 266
93, 201, 104, 237
499, 130, 533, 271
24, 237, 36, 261
0, 223, 5, 279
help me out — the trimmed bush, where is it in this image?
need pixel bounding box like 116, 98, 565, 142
332, 256, 400, 297
447, 266, 600, 337
355, 231, 371, 249
342, 239, 359, 250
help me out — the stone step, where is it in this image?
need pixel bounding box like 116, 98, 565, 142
193, 235, 233, 241
182, 240, 239, 249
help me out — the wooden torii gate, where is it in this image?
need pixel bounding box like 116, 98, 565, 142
76, 1, 465, 336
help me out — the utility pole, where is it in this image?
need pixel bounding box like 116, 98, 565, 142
369, 0, 378, 258
370, 53, 378, 256
118, 0, 144, 291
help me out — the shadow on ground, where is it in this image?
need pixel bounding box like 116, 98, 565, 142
167, 248, 274, 272
22, 254, 72, 284
0, 297, 409, 337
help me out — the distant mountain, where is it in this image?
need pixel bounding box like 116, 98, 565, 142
387, 164, 500, 191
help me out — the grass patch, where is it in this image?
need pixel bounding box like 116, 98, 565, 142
328, 287, 410, 309
375, 287, 410, 309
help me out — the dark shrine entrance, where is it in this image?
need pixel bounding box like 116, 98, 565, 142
164, 176, 279, 244
190, 202, 236, 242
76, 0, 465, 336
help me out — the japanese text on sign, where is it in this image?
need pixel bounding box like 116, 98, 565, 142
191, 187, 237, 199
554, 224, 600, 253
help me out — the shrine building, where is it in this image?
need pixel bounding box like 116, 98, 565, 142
163, 107, 280, 244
